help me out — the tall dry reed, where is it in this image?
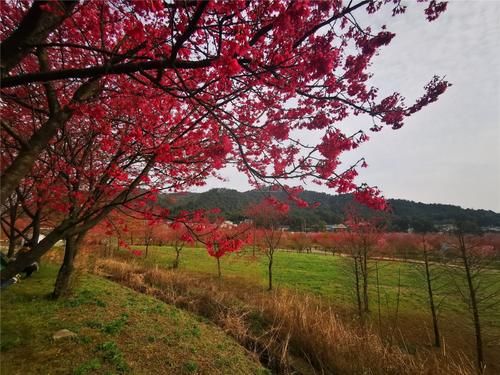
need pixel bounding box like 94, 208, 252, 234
95, 258, 474, 375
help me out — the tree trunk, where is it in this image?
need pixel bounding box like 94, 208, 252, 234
7, 238, 16, 258
216, 257, 221, 279
7, 201, 18, 257
253, 226, 256, 257
354, 257, 363, 319
362, 247, 369, 313
173, 247, 181, 269
52, 234, 81, 299
1, 220, 70, 281
268, 253, 273, 291
394, 267, 401, 334
30, 210, 41, 247
423, 248, 440, 347
375, 262, 382, 334
459, 233, 485, 373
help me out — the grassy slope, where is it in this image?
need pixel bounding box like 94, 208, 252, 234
0, 264, 267, 375
136, 245, 500, 369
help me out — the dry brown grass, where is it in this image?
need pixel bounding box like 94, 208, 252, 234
258, 290, 476, 374
93, 258, 475, 375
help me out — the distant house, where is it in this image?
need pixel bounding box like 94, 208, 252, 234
481, 226, 500, 233
435, 224, 457, 233
220, 220, 236, 229
325, 224, 348, 232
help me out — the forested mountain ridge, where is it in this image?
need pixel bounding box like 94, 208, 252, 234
158, 189, 500, 232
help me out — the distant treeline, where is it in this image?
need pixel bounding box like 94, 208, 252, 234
158, 189, 500, 232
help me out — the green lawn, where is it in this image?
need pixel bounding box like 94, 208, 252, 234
0, 264, 267, 375
139, 245, 499, 316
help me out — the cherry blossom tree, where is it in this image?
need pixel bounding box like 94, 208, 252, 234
1, 0, 449, 283
204, 224, 247, 279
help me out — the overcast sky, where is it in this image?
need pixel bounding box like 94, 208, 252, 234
195, 0, 500, 212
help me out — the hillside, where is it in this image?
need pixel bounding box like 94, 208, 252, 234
159, 189, 500, 231
0, 265, 265, 375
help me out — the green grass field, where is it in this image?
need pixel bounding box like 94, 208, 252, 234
138, 245, 498, 316
0, 264, 266, 375
130, 245, 500, 370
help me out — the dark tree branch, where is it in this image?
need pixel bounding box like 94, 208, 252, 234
0, 0, 78, 77
1, 120, 29, 148
170, 1, 208, 61
293, 0, 371, 48
1, 57, 216, 88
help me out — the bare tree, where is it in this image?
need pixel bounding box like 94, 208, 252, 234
246, 200, 287, 291
345, 211, 384, 315
421, 234, 442, 348
448, 222, 500, 374
412, 222, 444, 349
